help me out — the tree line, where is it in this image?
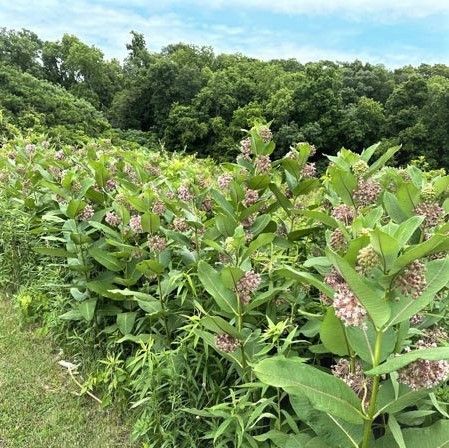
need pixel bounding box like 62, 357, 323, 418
1, 28, 449, 166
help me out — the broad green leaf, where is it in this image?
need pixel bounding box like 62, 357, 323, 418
141, 212, 160, 233
254, 357, 365, 424
292, 178, 320, 196
326, 249, 390, 328
367, 146, 400, 175
78, 298, 97, 321
197, 261, 237, 314
388, 415, 406, 448
375, 380, 427, 417
367, 347, 449, 376
215, 214, 237, 237
241, 233, 275, 261
288, 227, 322, 241
346, 322, 396, 364
370, 229, 400, 271
277, 266, 334, 298
66, 199, 85, 219
59, 309, 82, 321
254, 431, 312, 447
88, 221, 121, 239
328, 166, 357, 206
220, 266, 244, 290
137, 259, 165, 275
210, 189, 234, 216
108, 288, 157, 301
90, 160, 108, 188
201, 316, 240, 339
394, 216, 424, 246
383, 191, 409, 223
391, 234, 447, 273
360, 142, 381, 162
290, 395, 363, 448
269, 183, 292, 212
251, 214, 271, 235
303, 210, 340, 228
88, 246, 124, 272
320, 308, 350, 356
248, 174, 270, 190
136, 300, 161, 315
374, 420, 449, 448
116, 312, 137, 335
396, 182, 420, 215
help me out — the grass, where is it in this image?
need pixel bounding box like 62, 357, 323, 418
0, 298, 136, 448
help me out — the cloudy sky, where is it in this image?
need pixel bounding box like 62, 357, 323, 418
1, 0, 449, 67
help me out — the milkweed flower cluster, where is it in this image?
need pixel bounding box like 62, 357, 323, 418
217, 173, 233, 189
398, 337, 449, 390
353, 178, 382, 206
330, 228, 347, 251
79, 204, 95, 221
145, 163, 161, 177
148, 235, 167, 253
129, 214, 143, 233
235, 271, 261, 304
319, 267, 344, 305
301, 162, 316, 178
242, 214, 256, 228
243, 188, 259, 207
152, 200, 166, 215
394, 260, 427, 299
258, 126, 272, 143
333, 284, 367, 327
331, 204, 355, 225
332, 358, 371, 398
215, 333, 239, 353
105, 211, 121, 227
352, 160, 369, 177
177, 184, 193, 202
54, 150, 65, 161
124, 165, 138, 183
172, 217, 188, 232
410, 314, 424, 326
421, 184, 436, 202
25, 143, 36, 155
106, 179, 118, 191
239, 137, 252, 160
415, 201, 444, 228
254, 155, 271, 173
356, 245, 380, 275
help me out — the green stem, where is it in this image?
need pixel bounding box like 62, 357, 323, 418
236, 295, 248, 377
361, 329, 383, 448
157, 276, 171, 342
342, 325, 356, 372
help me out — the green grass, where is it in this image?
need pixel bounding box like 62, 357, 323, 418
0, 298, 135, 448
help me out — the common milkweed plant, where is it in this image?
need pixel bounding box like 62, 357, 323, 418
2, 128, 449, 447
255, 145, 449, 447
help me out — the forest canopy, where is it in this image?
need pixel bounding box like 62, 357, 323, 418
1, 27, 449, 166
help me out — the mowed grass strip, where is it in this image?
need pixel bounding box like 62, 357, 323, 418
0, 299, 135, 448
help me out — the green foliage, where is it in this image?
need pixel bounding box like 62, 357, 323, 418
2, 28, 449, 165
0, 63, 110, 143
3, 124, 449, 448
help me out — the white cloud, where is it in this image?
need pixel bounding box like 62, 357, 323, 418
173, 0, 449, 20
0, 0, 448, 67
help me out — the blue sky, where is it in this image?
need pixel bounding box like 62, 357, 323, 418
1, 0, 449, 67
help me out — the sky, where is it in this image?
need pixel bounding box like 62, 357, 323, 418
1, 0, 449, 67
